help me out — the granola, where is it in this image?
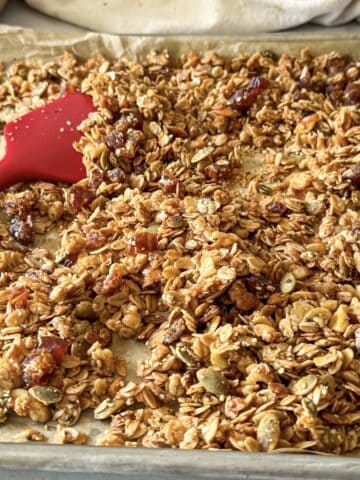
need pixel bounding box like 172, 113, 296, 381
0, 48, 359, 454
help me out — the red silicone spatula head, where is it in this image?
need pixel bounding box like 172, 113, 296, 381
0, 92, 95, 190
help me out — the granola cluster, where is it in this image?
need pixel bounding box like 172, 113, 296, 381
0, 48, 359, 453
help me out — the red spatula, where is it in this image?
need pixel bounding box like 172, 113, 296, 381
0, 92, 95, 191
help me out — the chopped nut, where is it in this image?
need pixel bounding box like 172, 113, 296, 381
134, 230, 158, 253
210, 346, 229, 369
16, 429, 47, 442
56, 426, 87, 444
329, 305, 349, 333
289, 172, 312, 191
228, 281, 259, 312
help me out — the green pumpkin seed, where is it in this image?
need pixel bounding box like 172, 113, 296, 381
29, 386, 63, 405
197, 368, 228, 396
94, 398, 125, 420
71, 336, 89, 359
74, 301, 98, 321
258, 181, 278, 195
58, 405, 81, 426
173, 345, 198, 367
99, 148, 111, 170
197, 198, 216, 215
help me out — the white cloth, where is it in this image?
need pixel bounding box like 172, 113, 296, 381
24, 0, 360, 34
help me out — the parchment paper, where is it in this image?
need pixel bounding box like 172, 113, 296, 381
0, 24, 360, 64
0, 25, 359, 450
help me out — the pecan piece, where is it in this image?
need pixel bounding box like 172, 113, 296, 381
228, 281, 259, 312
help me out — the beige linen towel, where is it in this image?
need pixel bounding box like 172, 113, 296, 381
25, 0, 360, 34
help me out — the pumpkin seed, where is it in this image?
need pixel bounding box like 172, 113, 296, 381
290, 374, 317, 396
253, 410, 284, 424
29, 386, 63, 405
191, 146, 214, 164
58, 404, 81, 426
197, 198, 216, 215
173, 345, 197, 367
257, 413, 280, 451
99, 148, 111, 170
74, 301, 98, 321
71, 336, 89, 359
280, 272, 296, 293
196, 368, 228, 396
94, 398, 125, 420
258, 181, 274, 195
303, 307, 331, 327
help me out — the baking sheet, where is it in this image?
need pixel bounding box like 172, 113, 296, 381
0, 24, 359, 477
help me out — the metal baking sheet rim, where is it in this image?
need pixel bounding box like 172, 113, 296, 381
2, 443, 360, 479
0, 26, 359, 478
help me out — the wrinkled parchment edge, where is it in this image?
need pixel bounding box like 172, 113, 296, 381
0, 24, 359, 466
0, 25, 359, 64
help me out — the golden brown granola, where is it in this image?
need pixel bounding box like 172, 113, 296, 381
0, 48, 359, 454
